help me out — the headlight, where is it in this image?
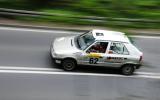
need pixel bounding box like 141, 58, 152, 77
50, 44, 57, 57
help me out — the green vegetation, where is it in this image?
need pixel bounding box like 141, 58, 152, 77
0, 0, 160, 29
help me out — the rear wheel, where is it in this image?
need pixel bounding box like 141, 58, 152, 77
62, 59, 76, 71
121, 64, 135, 75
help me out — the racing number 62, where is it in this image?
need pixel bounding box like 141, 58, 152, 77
89, 58, 98, 64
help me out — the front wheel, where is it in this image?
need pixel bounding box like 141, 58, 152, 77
62, 59, 76, 71
121, 65, 135, 75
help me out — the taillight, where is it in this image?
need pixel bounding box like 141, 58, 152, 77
139, 55, 143, 62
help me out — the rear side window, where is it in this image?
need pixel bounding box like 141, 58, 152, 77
125, 43, 141, 55
110, 42, 129, 55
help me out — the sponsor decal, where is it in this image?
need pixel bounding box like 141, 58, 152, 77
89, 58, 99, 64
87, 53, 102, 58
106, 57, 124, 63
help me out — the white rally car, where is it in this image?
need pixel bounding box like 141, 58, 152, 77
50, 29, 143, 75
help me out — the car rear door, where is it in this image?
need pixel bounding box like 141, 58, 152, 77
103, 42, 130, 68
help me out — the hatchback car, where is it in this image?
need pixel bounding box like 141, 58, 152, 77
50, 29, 143, 75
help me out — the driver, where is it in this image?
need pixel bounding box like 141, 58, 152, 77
90, 43, 106, 53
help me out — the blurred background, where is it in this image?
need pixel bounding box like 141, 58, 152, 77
0, 1, 160, 100
0, 0, 160, 30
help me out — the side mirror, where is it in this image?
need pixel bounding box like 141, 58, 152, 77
86, 50, 90, 54
108, 50, 113, 54
86, 48, 91, 53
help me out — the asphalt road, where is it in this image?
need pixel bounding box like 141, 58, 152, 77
0, 72, 160, 100
0, 26, 159, 73
0, 26, 160, 100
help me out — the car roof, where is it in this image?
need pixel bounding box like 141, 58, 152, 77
92, 29, 130, 43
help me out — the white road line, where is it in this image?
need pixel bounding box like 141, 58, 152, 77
0, 66, 61, 71
1, 66, 159, 76
135, 72, 160, 76
0, 70, 139, 78
0, 26, 160, 39
0, 66, 160, 79
0, 27, 79, 34
131, 35, 160, 39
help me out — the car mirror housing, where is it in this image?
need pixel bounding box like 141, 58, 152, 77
109, 50, 113, 54
86, 50, 91, 54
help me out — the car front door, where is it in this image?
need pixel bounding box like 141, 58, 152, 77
79, 41, 109, 66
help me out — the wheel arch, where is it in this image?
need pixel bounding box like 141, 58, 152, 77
121, 63, 136, 69
62, 57, 77, 64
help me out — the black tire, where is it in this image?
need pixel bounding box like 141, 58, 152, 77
121, 64, 135, 75
62, 59, 76, 71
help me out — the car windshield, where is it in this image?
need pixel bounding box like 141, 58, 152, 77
77, 31, 95, 50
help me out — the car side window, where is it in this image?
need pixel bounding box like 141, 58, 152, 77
86, 42, 108, 53
110, 42, 129, 55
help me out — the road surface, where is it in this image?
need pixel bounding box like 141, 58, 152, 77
0, 26, 160, 100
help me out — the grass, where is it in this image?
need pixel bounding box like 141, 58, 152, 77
0, 0, 160, 29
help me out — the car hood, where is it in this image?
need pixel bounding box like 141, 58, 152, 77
53, 36, 79, 54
